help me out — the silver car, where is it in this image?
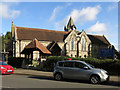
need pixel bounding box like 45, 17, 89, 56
53, 60, 109, 84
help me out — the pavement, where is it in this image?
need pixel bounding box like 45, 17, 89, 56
14, 68, 120, 82
14, 69, 53, 77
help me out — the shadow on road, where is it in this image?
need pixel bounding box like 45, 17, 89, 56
101, 81, 120, 87
28, 75, 120, 87
28, 75, 53, 80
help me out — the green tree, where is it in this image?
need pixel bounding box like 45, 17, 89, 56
0, 36, 2, 60
5, 32, 12, 52
2, 32, 12, 56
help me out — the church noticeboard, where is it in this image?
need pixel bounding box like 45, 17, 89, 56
100, 48, 114, 59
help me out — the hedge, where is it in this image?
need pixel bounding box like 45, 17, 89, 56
8, 56, 25, 68
44, 56, 120, 75
43, 56, 65, 71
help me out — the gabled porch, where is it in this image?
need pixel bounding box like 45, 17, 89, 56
21, 38, 51, 66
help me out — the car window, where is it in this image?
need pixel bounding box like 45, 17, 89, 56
0, 62, 8, 65
64, 62, 74, 67
58, 62, 64, 67
75, 62, 86, 69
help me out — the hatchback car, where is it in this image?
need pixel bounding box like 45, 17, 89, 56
53, 60, 109, 84
0, 61, 14, 74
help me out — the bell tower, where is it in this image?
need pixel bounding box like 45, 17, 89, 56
64, 17, 77, 31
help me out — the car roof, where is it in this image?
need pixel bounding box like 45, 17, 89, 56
57, 60, 85, 63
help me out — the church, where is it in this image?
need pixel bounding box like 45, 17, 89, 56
11, 17, 112, 62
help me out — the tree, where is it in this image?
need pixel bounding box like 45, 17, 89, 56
0, 36, 2, 60
2, 32, 12, 56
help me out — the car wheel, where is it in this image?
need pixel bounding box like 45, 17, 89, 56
54, 73, 62, 81
90, 75, 100, 84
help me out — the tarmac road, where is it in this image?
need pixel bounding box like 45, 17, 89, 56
2, 73, 120, 88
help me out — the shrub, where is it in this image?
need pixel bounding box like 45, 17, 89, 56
80, 58, 120, 75
64, 57, 81, 60
44, 56, 64, 71
8, 56, 25, 68
44, 56, 120, 75
32, 60, 39, 67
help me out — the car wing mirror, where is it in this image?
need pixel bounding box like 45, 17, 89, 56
83, 66, 89, 70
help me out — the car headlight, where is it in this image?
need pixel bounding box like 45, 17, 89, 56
101, 70, 108, 76
101, 70, 105, 74
1, 67, 5, 69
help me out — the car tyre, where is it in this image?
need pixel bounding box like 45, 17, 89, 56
54, 73, 63, 81
90, 75, 100, 84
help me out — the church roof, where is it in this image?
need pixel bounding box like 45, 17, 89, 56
78, 32, 110, 45
15, 26, 110, 45
87, 34, 110, 45
21, 38, 51, 54
47, 41, 62, 51
16, 27, 69, 42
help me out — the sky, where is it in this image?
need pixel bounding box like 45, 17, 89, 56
0, 1, 118, 50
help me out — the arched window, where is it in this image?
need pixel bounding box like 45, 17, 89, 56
71, 39, 74, 50
74, 40, 76, 50
81, 36, 86, 51
81, 37, 84, 51
84, 39, 86, 51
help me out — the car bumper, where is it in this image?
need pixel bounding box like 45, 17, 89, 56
101, 75, 110, 82
106, 75, 110, 82
1, 69, 14, 74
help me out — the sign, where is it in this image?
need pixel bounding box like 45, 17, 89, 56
100, 48, 114, 59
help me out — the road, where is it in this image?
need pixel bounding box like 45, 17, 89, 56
2, 74, 120, 88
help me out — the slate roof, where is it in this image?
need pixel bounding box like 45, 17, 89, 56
16, 26, 110, 45
87, 34, 110, 45
16, 27, 69, 42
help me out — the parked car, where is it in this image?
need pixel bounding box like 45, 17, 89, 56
0, 61, 14, 74
53, 60, 109, 84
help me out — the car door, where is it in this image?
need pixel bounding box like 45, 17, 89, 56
62, 62, 75, 79
73, 62, 91, 80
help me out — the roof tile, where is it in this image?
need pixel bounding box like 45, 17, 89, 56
21, 38, 51, 54
16, 27, 69, 42
87, 34, 110, 45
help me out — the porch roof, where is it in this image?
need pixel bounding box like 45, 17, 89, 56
21, 38, 51, 54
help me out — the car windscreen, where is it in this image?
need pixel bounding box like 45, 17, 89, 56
83, 62, 94, 69
0, 62, 8, 65
87, 63, 94, 68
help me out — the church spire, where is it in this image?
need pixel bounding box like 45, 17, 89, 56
67, 16, 74, 27
12, 21, 13, 27
64, 16, 76, 31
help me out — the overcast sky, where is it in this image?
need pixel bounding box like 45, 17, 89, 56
0, 2, 118, 50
